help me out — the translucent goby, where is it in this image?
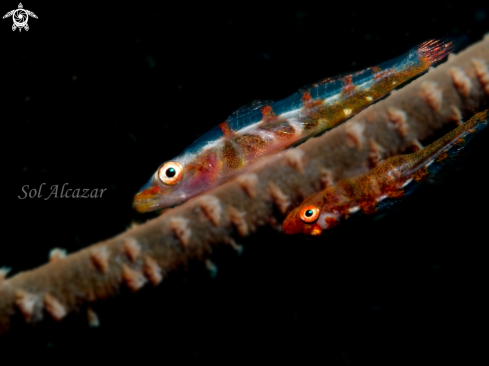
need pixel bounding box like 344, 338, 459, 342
134, 39, 455, 212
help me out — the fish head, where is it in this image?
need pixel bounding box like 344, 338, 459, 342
133, 152, 220, 212
282, 198, 340, 236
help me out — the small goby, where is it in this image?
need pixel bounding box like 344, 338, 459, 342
282, 110, 488, 236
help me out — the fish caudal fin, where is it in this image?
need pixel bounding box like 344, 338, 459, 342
416, 37, 463, 65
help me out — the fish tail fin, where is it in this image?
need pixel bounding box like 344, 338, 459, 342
414, 109, 488, 170
416, 37, 455, 65
416, 35, 469, 65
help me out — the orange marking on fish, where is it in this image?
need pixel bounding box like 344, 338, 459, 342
371, 66, 382, 79
218, 121, 234, 138
260, 105, 277, 122
325, 216, 339, 229
412, 166, 429, 182
302, 91, 322, 109
435, 151, 449, 162
335, 204, 351, 216
136, 185, 161, 200
222, 141, 243, 171
310, 224, 322, 236
302, 91, 313, 105
342, 75, 356, 93
358, 197, 377, 214
386, 187, 405, 199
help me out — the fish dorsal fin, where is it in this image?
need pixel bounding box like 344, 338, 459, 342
229, 99, 276, 119
299, 69, 358, 93
226, 99, 276, 130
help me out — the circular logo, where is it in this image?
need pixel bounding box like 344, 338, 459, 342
12, 9, 28, 27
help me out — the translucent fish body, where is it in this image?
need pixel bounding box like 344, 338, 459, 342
282, 110, 488, 236
134, 39, 455, 212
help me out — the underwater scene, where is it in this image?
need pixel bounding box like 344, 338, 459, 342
2, 2, 489, 365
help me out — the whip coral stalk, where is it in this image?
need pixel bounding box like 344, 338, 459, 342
0, 36, 488, 335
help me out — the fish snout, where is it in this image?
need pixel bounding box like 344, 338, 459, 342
133, 183, 164, 213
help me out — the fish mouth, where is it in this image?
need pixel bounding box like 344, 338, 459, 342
309, 224, 323, 236
133, 192, 161, 213
133, 183, 184, 213
133, 181, 166, 213
133, 175, 167, 213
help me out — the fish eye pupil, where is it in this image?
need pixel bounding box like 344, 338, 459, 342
305, 209, 313, 217
166, 168, 176, 178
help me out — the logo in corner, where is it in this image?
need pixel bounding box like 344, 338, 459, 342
3, 3, 37, 32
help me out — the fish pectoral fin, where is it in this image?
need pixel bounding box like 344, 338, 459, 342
383, 183, 405, 199
358, 198, 378, 215
386, 189, 405, 199
412, 166, 429, 182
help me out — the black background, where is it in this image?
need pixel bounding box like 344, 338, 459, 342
1, 2, 488, 364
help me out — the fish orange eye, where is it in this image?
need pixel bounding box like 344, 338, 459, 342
299, 205, 320, 223
158, 162, 183, 186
